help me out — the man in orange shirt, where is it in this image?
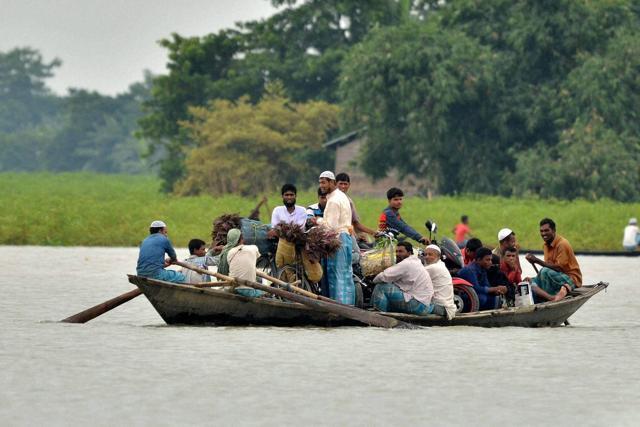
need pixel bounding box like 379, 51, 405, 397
525, 218, 582, 302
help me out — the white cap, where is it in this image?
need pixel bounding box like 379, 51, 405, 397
630, 218, 638, 225
425, 244, 441, 253
498, 228, 513, 242
319, 170, 335, 180
150, 220, 167, 228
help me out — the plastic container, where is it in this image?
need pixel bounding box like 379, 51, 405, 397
515, 281, 534, 307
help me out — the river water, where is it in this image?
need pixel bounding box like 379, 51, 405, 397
0, 246, 638, 426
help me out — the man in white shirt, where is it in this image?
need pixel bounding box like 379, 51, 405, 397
318, 170, 355, 305
622, 217, 639, 251
423, 244, 457, 319
269, 183, 308, 270
371, 242, 440, 315
270, 183, 308, 229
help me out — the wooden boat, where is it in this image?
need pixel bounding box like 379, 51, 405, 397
128, 275, 607, 328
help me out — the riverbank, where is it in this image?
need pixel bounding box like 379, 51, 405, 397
1, 172, 637, 250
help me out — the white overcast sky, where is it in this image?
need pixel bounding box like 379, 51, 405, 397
0, 0, 278, 95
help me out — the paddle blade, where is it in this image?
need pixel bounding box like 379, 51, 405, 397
61, 288, 142, 323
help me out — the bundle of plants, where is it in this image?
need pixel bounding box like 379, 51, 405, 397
211, 213, 242, 245
304, 225, 342, 261
275, 223, 306, 246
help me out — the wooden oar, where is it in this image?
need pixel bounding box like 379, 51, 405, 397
256, 270, 345, 304
175, 261, 416, 329
528, 259, 540, 274
61, 278, 227, 324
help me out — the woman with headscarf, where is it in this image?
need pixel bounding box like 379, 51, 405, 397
217, 228, 242, 275
220, 228, 263, 297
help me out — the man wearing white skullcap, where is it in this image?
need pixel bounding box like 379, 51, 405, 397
423, 245, 457, 319
492, 227, 523, 277
136, 220, 185, 283
318, 170, 355, 305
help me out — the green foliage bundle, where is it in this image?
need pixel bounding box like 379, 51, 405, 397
176, 84, 339, 196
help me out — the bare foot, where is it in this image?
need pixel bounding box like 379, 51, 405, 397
552, 286, 569, 302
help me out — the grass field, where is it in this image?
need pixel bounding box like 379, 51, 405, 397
1, 172, 638, 250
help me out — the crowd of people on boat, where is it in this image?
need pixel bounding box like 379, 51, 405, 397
135, 170, 586, 319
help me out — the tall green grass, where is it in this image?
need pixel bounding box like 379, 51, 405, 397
1, 172, 637, 250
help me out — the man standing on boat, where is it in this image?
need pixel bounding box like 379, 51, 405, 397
136, 220, 186, 283
318, 170, 355, 305
335, 172, 377, 239
270, 183, 308, 229
268, 183, 308, 270
526, 218, 582, 302
306, 187, 327, 225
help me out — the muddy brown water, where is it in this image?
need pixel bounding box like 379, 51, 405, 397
1, 246, 638, 426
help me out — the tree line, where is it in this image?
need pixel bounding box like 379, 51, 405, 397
0, 48, 154, 174
3, 1, 639, 202
139, 0, 640, 201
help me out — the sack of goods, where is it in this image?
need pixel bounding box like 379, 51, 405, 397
275, 238, 297, 268
302, 250, 323, 283
515, 281, 534, 307
360, 239, 396, 277
240, 218, 274, 255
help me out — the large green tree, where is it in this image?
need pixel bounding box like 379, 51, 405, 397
0, 47, 60, 133
339, 0, 640, 200
139, 0, 430, 191
177, 83, 339, 196
0, 47, 153, 174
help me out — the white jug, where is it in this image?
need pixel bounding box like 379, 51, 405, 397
515, 281, 534, 307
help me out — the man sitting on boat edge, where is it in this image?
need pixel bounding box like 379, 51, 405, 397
371, 242, 447, 316
219, 228, 264, 298
423, 244, 457, 319
457, 247, 508, 310
526, 218, 582, 302
181, 238, 220, 284
136, 220, 186, 283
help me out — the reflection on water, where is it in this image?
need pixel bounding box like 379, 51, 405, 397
0, 246, 638, 426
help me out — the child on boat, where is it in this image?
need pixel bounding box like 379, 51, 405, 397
181, 239, 220, 283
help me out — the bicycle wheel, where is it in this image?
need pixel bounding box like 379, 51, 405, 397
256, 253, 278, 277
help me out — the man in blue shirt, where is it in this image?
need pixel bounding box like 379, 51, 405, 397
457, 247, 507, 310
136, 220, 186, 283
378, 187, 430, 244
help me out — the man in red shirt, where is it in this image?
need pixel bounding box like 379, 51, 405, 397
500, 246, 522, 285
461, 238, 483, 266
452, 215, 472, 248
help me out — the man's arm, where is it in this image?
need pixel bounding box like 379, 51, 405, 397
383, 208, 424, 243
164, 237, 178, 261
270, 207, 279, 227
525, 253, 563, 272
372, 262, 405, 284
354, 221, 377, 236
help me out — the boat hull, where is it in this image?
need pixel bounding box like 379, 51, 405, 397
128, 275, 607, 328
